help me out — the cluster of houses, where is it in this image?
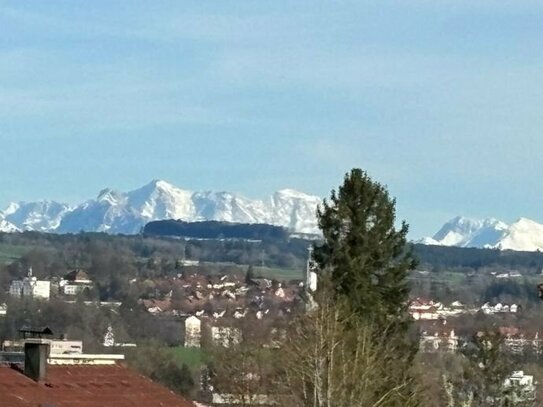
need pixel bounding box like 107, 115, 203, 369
137, 256, 320, 350
409, 298, 520, 321
139, 272, 303, 317
481, 302, 520, 314
1, 268, 97, 319
418, 326, 536, 403
8, 268, 94, 301
409, 298, 469, 321
418, 323, 543, 357
498, 326, 543, 354
419, 328, 460, 353
135, 272, 306, 349
492, 270, 523, 279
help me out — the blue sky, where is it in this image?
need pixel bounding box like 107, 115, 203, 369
1, 1, 543, 238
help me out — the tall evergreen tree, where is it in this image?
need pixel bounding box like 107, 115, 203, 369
314, 168, 417, 327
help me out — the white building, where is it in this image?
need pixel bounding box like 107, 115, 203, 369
59, 269, 93, 296
48, 353, 124, 365
180, 259, 200, 267
503, 371, 536, 403
9, 280, 24, 297
9, 269, 50, 300
28, 280, 51, 299
211, 326, 242, 347
2, 339, 82, 354
184, 316, 202, 348
481, 302, 519, 315
49, 340, 83, 355
409, 299, 441, 320
419, 330, 459, 353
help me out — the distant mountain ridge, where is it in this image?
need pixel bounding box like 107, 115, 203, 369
0, 180, 322, 235
422, 216, 543, 252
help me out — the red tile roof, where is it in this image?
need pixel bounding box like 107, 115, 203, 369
64, 269, 91, 282
0, 363, 195, 407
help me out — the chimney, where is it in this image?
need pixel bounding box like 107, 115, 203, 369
24, 339, 49, 382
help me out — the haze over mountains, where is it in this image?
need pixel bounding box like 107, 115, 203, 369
0, 180, 321, 235
422, 216, 543, 252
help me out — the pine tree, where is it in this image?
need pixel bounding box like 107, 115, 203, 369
314, 168, 417, 328
313, 169, 420, 405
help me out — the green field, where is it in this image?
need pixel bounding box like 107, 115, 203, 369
195, 261, 303, 281
0, 243, 31, 264
171, 347, 207, 370
253, 266, 302, 281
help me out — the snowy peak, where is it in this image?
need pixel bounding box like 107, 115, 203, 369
97, 188, 124, 205
192, 191, 267, 224
3, 200, 72, 231
431, 216, 508, 248
424, 216, 543, 252
147, 179, 175, 190
274, 188, 316, 200
0, 180, 322, 235
0, 216, 19, 233
126, 180, 194, 221
268, 189, 322, 234
418, 236, 440, 245
495, 218, 543, 252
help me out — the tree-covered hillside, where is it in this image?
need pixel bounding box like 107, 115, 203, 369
144, 220, 289, 241
414, 243, 543, 272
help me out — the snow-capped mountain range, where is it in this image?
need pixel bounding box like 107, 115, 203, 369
0, 180, 322, 235
4, 183, 543, 252
422, 216, 543, 252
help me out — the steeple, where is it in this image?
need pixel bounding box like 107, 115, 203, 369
303, 246, 318, 312
305, 246, 317, 293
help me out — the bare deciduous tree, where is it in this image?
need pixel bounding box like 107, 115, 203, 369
277, 292, 420, 407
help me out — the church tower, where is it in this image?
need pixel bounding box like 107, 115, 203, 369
305, 246, 317, 293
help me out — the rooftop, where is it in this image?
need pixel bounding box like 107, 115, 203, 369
0, 363, 195, 407
63, 269, 92, 283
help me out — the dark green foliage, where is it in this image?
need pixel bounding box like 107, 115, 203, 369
0, 297, 128, 351
125, 343, 196, 397
483, 279, 535, 304
144, 220, 289, 242
313, 169, 420, 405
314, 168, 417, 325
245, 265, 255, 283
414, 243, 543, 272
459, 331, 519, 405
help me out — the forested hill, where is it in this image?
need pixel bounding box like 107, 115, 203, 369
142, 218, 543, 272
143, 220, 289, 242
413, 243, 543, 272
